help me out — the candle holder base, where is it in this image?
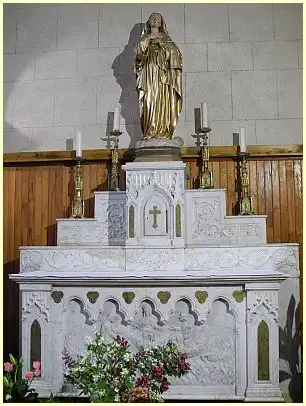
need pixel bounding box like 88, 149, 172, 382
200, 170, 214, 189
71, 200, 85, 218
239, 196, 256, 215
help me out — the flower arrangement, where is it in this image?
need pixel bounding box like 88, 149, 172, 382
64, 333, 190, 402
3, 355, 41, 402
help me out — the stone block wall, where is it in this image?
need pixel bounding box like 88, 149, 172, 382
4, 3, 302, 152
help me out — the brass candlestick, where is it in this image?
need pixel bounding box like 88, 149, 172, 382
238, 152, 255, 215
71, 157, 85, 218
192, 127, 213, 189
102, 130, 123, 191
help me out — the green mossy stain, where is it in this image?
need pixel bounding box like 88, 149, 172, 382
122, 292, 135, 304
87, 291, 99, 304
232, 290, 245, 303
51, 291, 64, 303
195, 291, 208, 304
157, 291, 171, 304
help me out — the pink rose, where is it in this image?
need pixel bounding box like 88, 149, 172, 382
33, 361, 41, 370
25, 371, 34, 381
4, 362, 13, 372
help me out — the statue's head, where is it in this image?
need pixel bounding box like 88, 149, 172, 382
143, 12, 169, 35
149, 13, 162, 29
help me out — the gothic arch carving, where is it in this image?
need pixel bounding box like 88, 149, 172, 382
99, 296, 130, 323
61, 296, 94, 325
170, 296, 205, 325
22, 291, 50, 322
207, 295, 240, 323
24, 313, 46, 375
139, 187, 172, 239
134, 295, 165, 321
247, 294, 278, 324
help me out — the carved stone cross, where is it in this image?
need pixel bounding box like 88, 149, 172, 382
149, 205, 161, 229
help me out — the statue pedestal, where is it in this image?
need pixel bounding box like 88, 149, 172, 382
10, 152, 299, 401
134, 138, 182, 161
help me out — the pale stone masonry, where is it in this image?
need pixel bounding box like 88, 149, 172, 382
4, 3, 303, 152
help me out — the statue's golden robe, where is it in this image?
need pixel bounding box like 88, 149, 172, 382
134, 33, 183, 139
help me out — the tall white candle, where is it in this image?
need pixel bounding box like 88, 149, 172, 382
76, 131, 82, 157
239, 127, 247, 153
201, 102, 208, 128
113, 106, 120, 132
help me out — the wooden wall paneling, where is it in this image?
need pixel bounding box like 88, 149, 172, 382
27, 167, 36, 246
182, 159, 190, 190
92, 162, 101, 192
271, 161, 281, 243
219, 160, 227, 212
4, 168, 16, 263
34, 167, 42, 245
189, 159, 198, 189
248, 160, 258, 215
103, 161, 110, 191
88, 163, 97, 218
257, 161, 266, 216
286, 160, 296, 242
226, 160, 236, 216
47, 165, 57, 245
62, 164, 71, 219
20, 167, 30, 247
81, 162, 90, 217
294, 160, 303, 244
14, 168, 22, 257
212, 161, 220, 189
89, 162, 102, 216
119, 164, 126, 192
219, 160, 227, 189
264, 160, 273, 243
41, 167, 50, 246
4, 170, 9, 264
293, 160, 303, 296
279, 161, 289, 242
186, 160, 193, 190
4, 167, 19, 360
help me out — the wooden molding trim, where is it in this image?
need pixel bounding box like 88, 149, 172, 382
3, 145, 302, 163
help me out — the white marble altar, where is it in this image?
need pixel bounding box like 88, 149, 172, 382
10, 160, 299, 401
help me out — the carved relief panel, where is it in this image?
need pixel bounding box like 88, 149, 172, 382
59, 291, 238, 393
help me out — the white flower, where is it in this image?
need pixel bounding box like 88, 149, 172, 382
123, 353, 131, 362
120, 368, 129, 376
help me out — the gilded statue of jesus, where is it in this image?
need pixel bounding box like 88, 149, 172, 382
134, 13, 183, 140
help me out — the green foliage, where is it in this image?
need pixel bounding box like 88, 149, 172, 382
64, 333, 191, 403
3, 355, 40, 402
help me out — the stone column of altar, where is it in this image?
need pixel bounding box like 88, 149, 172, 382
244, 283, 284, 401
